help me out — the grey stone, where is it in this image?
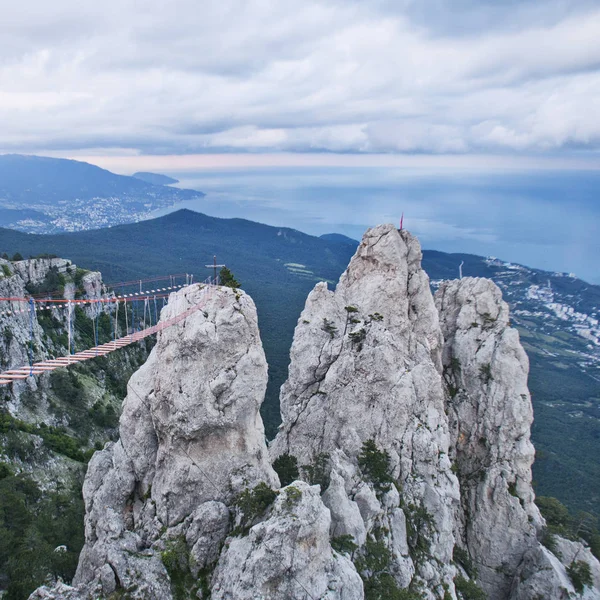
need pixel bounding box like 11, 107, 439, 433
436, 277, 543, 599
211, 482, 363, 600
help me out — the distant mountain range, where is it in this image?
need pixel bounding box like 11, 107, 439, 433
0, 209, 598, 517
0, 154, 204, 233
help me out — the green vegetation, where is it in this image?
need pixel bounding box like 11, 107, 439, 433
219, 266, 240, 289
363, 574, 421, 600
73, 267, 88, 292
322, 318, 338, 339
536, 496, 570, 529
160, 536, 197, 600
0, 411, 89, 463
535, 496, 600, 560
355, 537, 390, 574
0, 462, 13, 479
89, 400, 119, 429
302, 453, 330, 491
0, 472, 84, 600
357, 439, 394, 493
454, 575, 486, 600
1, 264, 11, 277
25, 266, 65, 296
355, 532, 420, 600
50, 370, 85, 409
272, 452, 299, 486
453, 547, 478, 579
404, 502, 434, 559
233, 482, 278, 535
479, 364, 493, 384
37, 312, 68, 348
348, 328, 367, 349
331, 534, 358, 556
283, 485, 302, 509
566, 560, 593, 593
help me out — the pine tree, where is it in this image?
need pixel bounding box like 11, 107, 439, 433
219, 267, 240, 288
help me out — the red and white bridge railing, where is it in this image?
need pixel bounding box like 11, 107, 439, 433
0, 283, 215, 386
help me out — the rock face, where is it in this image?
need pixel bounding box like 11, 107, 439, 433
435, 278, 543, 598
510, 537, 600, 600
212, 481, 363, 600
0, 257, 106, 419
0, 257, 123, 489
34, 282, 369, 600
69, 284, 278, 598
272, 225, 600, 599
271, 224, 460, 597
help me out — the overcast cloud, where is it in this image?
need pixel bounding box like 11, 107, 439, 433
1, 0, 600, 157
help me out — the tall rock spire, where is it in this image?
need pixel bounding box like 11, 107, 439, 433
435, 277, 543, 598
272, 224, 460, 596
74, 284, 277, 598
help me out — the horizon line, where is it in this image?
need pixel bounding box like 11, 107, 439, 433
5, 151, 599, 174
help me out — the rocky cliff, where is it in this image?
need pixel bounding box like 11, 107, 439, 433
0, 257, 149, 468
30, 226, 600, 600
271, 224, 459, 597
435, 277, 543, 598
271, 225, 599, 599
32, 283, 366, 599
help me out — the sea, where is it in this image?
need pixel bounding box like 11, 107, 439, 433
149, 167, 600, 284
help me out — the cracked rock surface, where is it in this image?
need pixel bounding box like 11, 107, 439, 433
435, 277, 543, 599
212, 482, 363, 600
271, 224, 460, 597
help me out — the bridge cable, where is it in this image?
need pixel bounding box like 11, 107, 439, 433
28, 298, 36, 377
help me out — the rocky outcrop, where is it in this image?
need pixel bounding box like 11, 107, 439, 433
32, 282, 369, 600
9, 257, 72, 286
435, 278, 543, 598
0, 257, 119, 488
510, 537, 600, 600
271, 224, 460, 597
0, 257, 106, 408
212, 481, 363, 599
67, 284, 278, 598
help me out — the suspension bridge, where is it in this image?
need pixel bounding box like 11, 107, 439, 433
0, 273, 215, 386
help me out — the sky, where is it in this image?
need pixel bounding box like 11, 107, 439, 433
1, 0, 599, 280
1, 0, 600, 163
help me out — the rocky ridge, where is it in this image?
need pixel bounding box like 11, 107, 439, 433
30, 226, 600, 599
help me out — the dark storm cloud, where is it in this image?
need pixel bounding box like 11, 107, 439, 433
1, 0, 600, 156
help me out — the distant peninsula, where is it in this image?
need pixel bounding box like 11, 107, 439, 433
132, 171, 179, 185
0, 155, 203, 233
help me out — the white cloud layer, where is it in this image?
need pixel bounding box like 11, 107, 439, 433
1, 0, 600, 156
